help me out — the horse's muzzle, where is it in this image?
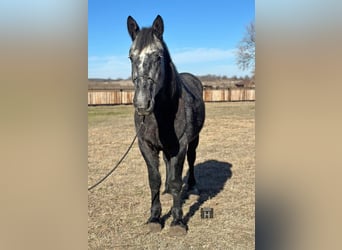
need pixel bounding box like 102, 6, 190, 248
135, 99, 154, 116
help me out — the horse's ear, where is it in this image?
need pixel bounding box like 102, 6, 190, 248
127, 16, 140, 41
152, 15, 164, 40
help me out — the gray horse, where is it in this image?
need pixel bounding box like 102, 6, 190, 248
127, 15, 205, 234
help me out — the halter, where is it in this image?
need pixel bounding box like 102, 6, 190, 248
132, 75, 157, 85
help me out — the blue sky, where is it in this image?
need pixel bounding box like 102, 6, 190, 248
88, 0, 255, 79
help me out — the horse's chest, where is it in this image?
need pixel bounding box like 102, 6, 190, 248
143, 122, 162, 145
138, 110, 187, 150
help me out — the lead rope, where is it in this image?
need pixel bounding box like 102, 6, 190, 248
88, 117, 144, 191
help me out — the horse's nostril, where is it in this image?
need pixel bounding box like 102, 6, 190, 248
136, 100, 153, 115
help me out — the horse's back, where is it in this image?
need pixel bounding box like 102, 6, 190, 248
179, 73, 204, 102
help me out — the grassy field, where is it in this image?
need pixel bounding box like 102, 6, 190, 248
88, 102, 255, 249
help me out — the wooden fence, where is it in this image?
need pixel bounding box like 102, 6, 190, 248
88, 88, 255, 105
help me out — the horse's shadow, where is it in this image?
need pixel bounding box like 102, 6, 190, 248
161, 160, 232, 225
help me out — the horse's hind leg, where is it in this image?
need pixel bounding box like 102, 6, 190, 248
187, 135, 199, 194
162, 152, 171, 195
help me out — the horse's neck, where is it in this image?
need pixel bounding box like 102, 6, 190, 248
156, 67, 181, 116
167, 62, 182, 101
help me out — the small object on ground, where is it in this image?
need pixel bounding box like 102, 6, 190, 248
201, 207, 214, 219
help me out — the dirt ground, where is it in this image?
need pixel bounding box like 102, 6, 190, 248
88, 102, 255, 249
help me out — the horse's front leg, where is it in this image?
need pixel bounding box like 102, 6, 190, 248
168, 144, 188, 234
138, 140, 162, 230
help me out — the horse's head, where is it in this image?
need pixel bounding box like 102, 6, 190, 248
127, 15, 167, 116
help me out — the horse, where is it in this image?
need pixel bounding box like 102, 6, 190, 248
127, 15, 205, 234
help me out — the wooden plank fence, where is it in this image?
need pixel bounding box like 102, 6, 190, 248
88, 88, 255, 105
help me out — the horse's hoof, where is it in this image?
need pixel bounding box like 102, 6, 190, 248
146, 217, 162, 233
169, 225, 187, 236
169, 220, 188, 236
147, 222, 162, 233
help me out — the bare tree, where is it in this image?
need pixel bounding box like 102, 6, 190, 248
236, 22, 255, 73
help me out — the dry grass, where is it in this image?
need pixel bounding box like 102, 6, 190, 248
88, 102, 255, 249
